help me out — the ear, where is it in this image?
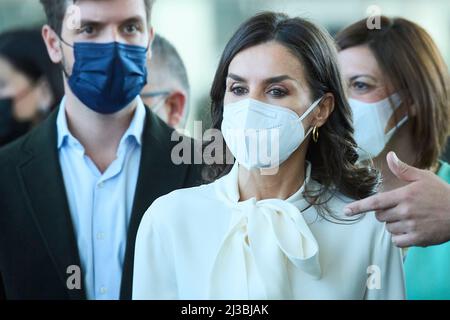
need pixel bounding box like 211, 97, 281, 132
165, 91, 187, 128
401, 92, 417, 117
407, 103, 417, 117
42, 25, 63, 64
314, 93, 335, 128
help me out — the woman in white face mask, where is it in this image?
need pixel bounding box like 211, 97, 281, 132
132, 12, 405, 300
336, 16, 450, 300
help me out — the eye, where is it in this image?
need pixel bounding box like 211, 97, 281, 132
123, 24, 140, 35
230, 85, 248, 96
267, 88, 288, 98
79, 24, 96, 35
352, 81, 371, 91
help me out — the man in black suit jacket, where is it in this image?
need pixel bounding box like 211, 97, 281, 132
0, 108, 203, 300
0, 0, 204, 299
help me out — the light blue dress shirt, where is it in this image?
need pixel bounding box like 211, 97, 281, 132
57, 97, 146, 300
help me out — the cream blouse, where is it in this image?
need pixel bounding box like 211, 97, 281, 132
133, 162, 405, 300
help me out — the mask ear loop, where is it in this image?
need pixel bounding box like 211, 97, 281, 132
385, 93, 408, 137
299, 96, 323, 138
57, 36, 74, 79
385, 115, 408, 137
59, 36, 74, 48
145, 38, 152, 52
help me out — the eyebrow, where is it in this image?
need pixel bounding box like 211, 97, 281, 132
120, 16, 146, 25
79, 16, 145, 27
79, 19, 103, 27
227, 73, 297, 84
349, 74, 377, 82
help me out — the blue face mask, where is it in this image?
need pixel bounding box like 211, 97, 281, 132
63, 41, 148, 114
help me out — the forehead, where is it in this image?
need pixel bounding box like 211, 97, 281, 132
64, 0, 147, 25
228, 41, 305, 80
338, 45, 382, 78
0, 56, 14, 76
0, 56, 30, 93
0, 56, 23, 84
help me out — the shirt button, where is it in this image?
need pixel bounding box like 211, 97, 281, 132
97, 182, 104, 188
96, 232, 105, 240
100, 287, 107, 295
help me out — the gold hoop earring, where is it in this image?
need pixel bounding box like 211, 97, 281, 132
312, 126, 319, 143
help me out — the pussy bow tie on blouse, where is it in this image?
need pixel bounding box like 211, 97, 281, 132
209, 162, 322, 300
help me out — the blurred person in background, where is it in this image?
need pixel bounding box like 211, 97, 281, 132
141, 33, 190, 129
337, 16, 450, 299
0, 28, 63, 146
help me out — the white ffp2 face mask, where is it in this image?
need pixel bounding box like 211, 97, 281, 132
221, 97, 322, 170
349, 93, 408, 161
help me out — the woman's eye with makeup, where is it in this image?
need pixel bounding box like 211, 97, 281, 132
351, 81, 372, 92
230, 86, 248, 96
267, 88, 288, 98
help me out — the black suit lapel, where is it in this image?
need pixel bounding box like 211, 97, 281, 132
120, 109, 191, 299
17, 110, 85, 300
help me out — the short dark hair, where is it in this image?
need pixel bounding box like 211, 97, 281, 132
336, 16, 450, 169
40, 0, 154, 35
205, 12, 379, 221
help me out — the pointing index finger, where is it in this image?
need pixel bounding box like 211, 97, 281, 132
344, 189, 402, 216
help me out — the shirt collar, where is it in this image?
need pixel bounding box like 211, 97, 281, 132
215, 161, 313, 207
56, 96, 147, 150
119, 96, 146, 147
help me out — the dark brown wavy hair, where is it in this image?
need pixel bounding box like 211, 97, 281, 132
204, 12, 380, 221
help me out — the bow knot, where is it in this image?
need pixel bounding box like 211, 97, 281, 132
209, 162, 322, 299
